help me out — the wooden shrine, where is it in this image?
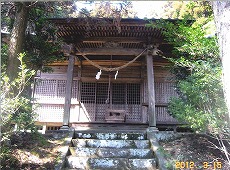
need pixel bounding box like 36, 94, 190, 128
33, 18, 179, 129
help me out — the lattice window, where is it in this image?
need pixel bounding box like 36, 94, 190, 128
96, 104, 107, 121
72, 80, 78, 99
112, 83, 126, 104
126, 83, 141, 121
127, 83, 141, 104
156, 106, 178, 124
34, 79, 56, 99
81, 82, 96, 121
57, 80, 66, 98
34, 79, 79, 100
155, 82, 177, 104
81, 82, 96, 103
95, 83, 108, 121
96, 83, 109, 104
81, 82, 142, 122
36, 104, 64, 122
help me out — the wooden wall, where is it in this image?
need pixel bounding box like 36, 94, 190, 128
33, 59, 178, 124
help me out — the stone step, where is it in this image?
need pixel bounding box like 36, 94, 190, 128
72, 139, 150, 149
69, 147, 154, 158
74, 132, 147, 140
66, 156, 157, 170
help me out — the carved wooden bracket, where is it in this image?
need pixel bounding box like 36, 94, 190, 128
101, 41, 123, 48
61, 43, 75, 56
147, 44, 163, 56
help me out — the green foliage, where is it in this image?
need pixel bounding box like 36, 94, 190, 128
150, 16, 228, 133
1, 3, 15, 31
1, 2, 66, 73
168, 61, 228, 132
0, 131, 50, 169
162, 1, 213, 20
24, 6, 65, 71
0, 53, 41, 169
74, 1, 137, 18
31, 131, 49, 146
158, 146, 172, 159
0, 146, 19, 169
1, 53, 36, 134
0, 53, 42, 169
1, 43, 8, 72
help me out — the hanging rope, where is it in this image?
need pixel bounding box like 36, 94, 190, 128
105, 73, 111, 104
76, 47, 147, 72
76, 47, 148, 104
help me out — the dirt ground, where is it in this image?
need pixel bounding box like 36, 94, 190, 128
2, 132, 68, 170
158, 133, 230, 170
2, 132, 230, 170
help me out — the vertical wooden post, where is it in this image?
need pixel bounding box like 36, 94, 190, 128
146, 49, 156, 127
61, 55, 75, 129
77, 61, 82, 122
141, 61, 147, 123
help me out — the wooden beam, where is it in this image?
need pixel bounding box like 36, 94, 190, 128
83, 37, 144, 43
81, 37, 164, 44
81, 77, 143, 83
63, 37, 169, 46
47, 60, 142, 66
76, 48, 145, 56
62, 55, 75, 127
146, 52, 156, 127
82, 60, 142, 67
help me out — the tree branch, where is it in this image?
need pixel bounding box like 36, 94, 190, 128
27, 1, 38, 8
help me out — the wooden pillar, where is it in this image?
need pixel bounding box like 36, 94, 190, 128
146, 49, 156, 127
61, 55, 75, 129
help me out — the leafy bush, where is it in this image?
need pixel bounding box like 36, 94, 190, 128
1, 53, 36, 134
0, 53, 40, 169
150, 17, 228, 134
1, 43, 8, 71
168, 60, 227, 132
151, 17, 230, 165
0, 146, 19, 169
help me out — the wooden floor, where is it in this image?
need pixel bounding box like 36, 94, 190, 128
71, 123, 149, 133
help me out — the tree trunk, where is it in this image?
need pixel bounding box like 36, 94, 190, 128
7, 2, 29, 81
212, 1, 230, 121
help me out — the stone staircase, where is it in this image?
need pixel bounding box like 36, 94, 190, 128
65, 130, 157, 170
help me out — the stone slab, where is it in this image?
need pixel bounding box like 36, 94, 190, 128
72, 139, 150, 149
69, 147, 153, 158
66, 156, 157, 170
75, 132, 147, 140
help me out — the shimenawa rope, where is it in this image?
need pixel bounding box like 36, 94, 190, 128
76, 47, 147, 72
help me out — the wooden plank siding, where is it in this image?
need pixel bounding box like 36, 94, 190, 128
33, 60, 178, 125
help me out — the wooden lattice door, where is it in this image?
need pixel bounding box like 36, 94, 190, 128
80, 82, 142, 123
80, 82, 96, 121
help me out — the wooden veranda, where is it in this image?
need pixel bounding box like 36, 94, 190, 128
33, 18, 179, 129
